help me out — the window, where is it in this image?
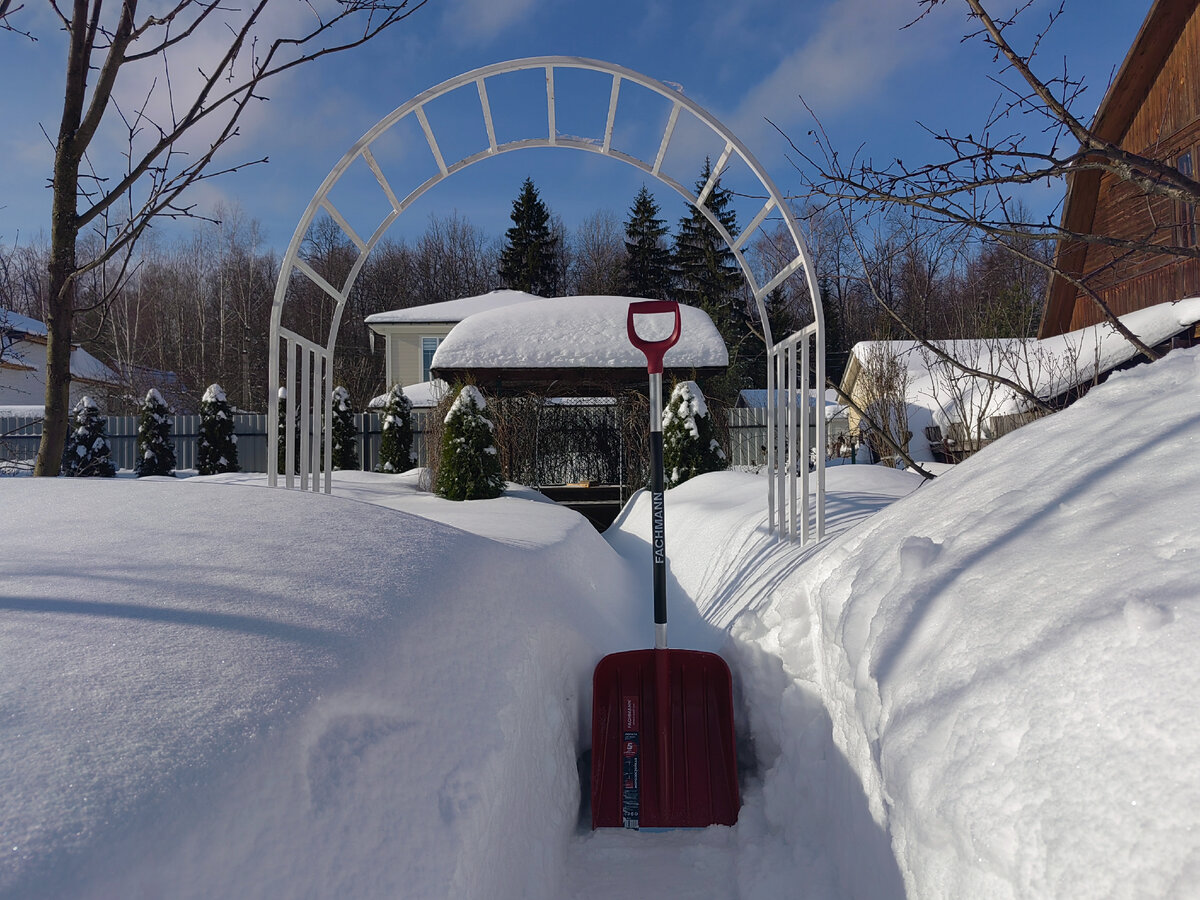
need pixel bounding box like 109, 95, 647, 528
421, 337, 443, 382
1178, 150, 1196, 247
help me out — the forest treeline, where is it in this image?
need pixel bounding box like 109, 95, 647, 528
1, 169, 1050, 414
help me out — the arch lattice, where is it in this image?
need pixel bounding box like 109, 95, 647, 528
267, 56, 825, 543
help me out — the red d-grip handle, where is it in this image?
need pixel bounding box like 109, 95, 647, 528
627, 300, 682, 374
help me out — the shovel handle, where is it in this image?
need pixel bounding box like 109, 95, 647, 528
627, 301, 682, 375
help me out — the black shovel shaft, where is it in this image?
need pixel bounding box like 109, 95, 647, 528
649, 373, 666, 632
627, 300, 680, 651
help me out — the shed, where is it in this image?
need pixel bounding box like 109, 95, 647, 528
844, 298, 1200, 463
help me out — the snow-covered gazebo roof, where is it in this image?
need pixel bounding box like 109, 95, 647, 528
429, 295, 728, 394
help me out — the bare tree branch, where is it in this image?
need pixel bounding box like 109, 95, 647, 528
31, 0, 432, 475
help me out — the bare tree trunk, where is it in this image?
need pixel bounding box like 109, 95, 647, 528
34, 0, 93, 476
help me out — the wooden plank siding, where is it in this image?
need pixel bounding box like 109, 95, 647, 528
1042, 0, 1200, 337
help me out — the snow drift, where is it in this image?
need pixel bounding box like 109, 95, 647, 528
3, 346, 1200, 898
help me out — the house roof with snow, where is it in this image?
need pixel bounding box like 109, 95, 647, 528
2, 308, 120, 387
364, 290, 543, 327
429, 295, 728, 395
842, 298, 1200, 460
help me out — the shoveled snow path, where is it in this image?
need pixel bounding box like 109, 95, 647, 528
569, 467, 921, 900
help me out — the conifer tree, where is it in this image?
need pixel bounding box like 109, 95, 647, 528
134, 388, 176, 477
197, 384, 239, 475
662, 380, 727, 488
498, 178, 560, 296
622, 184, 673, 298
674, 158, 752, 397
276, 387, 298, 475
377, 383, 415, 473
331, 386, 359, 470
435, 385, 504, 501
61, 396, 116, 477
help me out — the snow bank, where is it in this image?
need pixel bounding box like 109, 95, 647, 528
6, 344, 1199, 898
0, 474, 642, 900
798, 347, 1200, 897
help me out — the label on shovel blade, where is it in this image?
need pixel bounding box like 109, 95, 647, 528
621, 695, 640, 830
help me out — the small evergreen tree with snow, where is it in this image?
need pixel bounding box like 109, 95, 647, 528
331, 386, 359, 470
61, 396, 116, 477
197, 383, 239, 475
435, 385, 504, 501
276, 387, 299, 475
377, 383, 415, 473
134, 388, 176, 477
662, 380, 726, 488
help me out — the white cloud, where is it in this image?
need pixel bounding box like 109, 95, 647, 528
441, 0, 540, 43
730, 0, 961, 149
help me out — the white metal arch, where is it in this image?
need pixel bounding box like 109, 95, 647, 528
267, 56, 825, 543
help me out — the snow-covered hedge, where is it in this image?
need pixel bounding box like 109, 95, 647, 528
61, 396, 116, 477
331, 386, 358, 471
134, 388, 176, 478
377, 383, 415, 474
197, 384, 239, 476
434, 385, 503, 501
662, 380, 726, 487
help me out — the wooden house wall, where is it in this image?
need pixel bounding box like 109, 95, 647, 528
1061, 6, 1200, 332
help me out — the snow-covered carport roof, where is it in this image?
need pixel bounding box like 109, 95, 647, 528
430, 295, 728, 395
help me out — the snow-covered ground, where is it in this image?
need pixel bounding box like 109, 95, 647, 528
3, 347, 1199, 898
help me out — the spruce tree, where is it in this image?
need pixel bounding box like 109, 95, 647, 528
434, 385, 504, 501
61, 396, 116, 477
674, 158, 752, 397
622, 184, 673, 298
197, 383, 239, 475
276, 387, 298, 475
498, 178, 560, 296
377, 383, 415, 473
134, 388, 176, 477
661, 380, 727, 488
331, 386, 359, 470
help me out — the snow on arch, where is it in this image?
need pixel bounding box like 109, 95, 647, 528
266, 56, 824, 542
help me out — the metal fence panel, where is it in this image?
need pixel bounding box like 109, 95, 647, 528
5, 408, 776, 475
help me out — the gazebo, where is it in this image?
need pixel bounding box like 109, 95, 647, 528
428, 295, 727, 527
429, 295, 727, 394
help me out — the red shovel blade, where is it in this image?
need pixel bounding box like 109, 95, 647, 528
591, 648, 739, 829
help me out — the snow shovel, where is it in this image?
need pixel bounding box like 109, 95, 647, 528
590, 300, 739, 829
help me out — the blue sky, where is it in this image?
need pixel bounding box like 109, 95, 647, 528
0, 0, 1151, 254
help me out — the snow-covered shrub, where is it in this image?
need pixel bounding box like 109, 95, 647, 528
434, 385, 504, 501
197, 384, 239, 475
331, 386, 359, 470
377, 383, 415, 473
276, 387, 297, 475
134, 388, 176, 477
662, 380, 726, 487
61, 396, 116, 477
